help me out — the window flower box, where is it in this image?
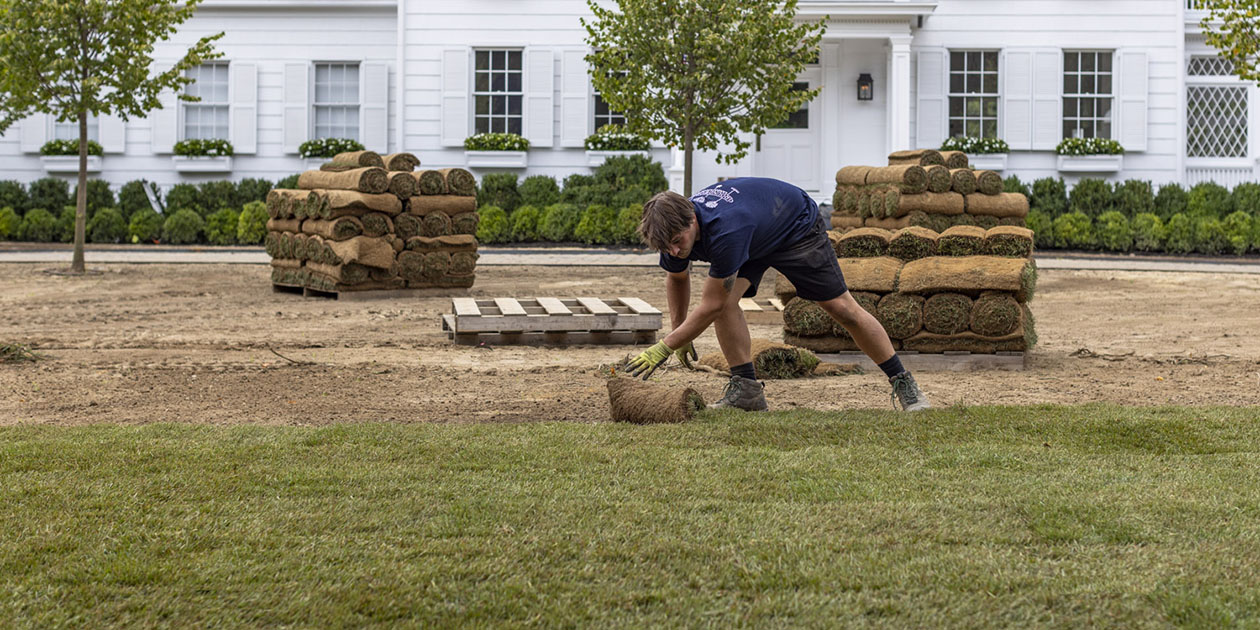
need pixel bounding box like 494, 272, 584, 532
966, 153, 1007, 171
585, 149, 652, 167
464, 151, 528, 168
1056, 154, 1123, 173
172, 155, 234, 173
41, 155, 102, 174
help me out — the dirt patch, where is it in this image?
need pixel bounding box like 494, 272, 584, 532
2, 263, 1259, 426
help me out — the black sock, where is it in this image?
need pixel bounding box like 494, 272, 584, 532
877, 355, 905, 379
730, 362, 757, 380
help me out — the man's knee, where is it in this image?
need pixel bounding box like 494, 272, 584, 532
822, 292, 864, 326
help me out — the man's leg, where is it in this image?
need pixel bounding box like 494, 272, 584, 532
817, 291, 930, 411
708, 277, 767, 411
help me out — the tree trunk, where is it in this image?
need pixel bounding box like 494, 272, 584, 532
683, 125, 694, 197
72, 111, 88, 274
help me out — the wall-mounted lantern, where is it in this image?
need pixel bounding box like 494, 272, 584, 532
857, 73, 874, 101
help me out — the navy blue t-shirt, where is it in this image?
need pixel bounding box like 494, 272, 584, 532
659, 177, 818, 278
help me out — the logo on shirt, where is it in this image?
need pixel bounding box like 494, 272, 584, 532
691, 184, 740, 209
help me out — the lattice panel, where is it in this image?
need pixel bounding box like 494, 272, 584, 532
1187, 86, 1248, 158
1188, 56, 1235, 77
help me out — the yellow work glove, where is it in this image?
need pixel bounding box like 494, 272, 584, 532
626, 341, 676, 380
674, 341, 698, 369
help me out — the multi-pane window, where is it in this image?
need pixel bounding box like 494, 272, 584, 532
183, 63, 230, 140
770, 82, 810, 129
473, 49, 522, 135
53, 116, 99, 143
592, 91, 626, 132
1186, 55, 1248, 158
948, 51, 999, 138
1063, 51, 1113, 139
314, 62, 360, 140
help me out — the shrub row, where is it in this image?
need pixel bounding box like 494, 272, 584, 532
1001, 176, 1260, 222
477, 203, 644, 245
1026, 208, 1260, 255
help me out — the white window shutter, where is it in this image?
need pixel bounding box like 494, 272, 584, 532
1117, 50, 1148, 152
524, 49, 554, 148
150, 89, 179, 154
915, 48, 947, 150
99, 114, 126, 153
230, 63, 258, 154
441, 48, 469, 147
1002, 49, 1033, 150
283, 62, 310, 154
19, 113, 48, 153
360, 62, 390, 151
1031, 49, 1062, 150
559, 49, 589, 147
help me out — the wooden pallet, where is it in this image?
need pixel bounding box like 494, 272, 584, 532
740, 297, 785, 325
272, 283, 469, 301
815, 351, 1027, 372
443, 297, 662, 346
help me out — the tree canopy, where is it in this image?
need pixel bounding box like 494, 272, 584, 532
1201, 0, 1260, 82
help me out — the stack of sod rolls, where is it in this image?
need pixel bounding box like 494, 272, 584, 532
831, 149, 1027, 234
265, 150, 481, 292
779, 225, 1038, 354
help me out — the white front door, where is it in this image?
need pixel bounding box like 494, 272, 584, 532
756, 68, 821, 191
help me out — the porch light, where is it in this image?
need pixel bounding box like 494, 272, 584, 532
857, 73, 874, 101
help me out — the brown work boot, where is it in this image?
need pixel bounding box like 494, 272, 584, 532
707, 375, 769, 411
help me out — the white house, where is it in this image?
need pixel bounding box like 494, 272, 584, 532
0, 0, 1251, 204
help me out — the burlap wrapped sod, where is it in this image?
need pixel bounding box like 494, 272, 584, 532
451, 212, 480, 235
393, 213, 422, 240
965, 193, 1029, 218
830, 214, 864, 230
937, 225, 987, 256
298, 167, 389, 194
607, 377, 705, 424
838, 256, 904, 293
864, 165, 928, 194
328, 150, 385, 170
887, 149, 945, 167
303, 191, 403, 219
864, 216, 912, 231
969, 291, 1022, 336
898, 256, 1037, 302
834, 227, 891, 257
326, 236, 397, 270
975, 170, 1003, 195
939, 150, 969, 169
301, 217, 363, 241
405, 234, 478, 252
414, 170, 447, 195
421, 212, 452, 237
887, 226, 938, 261
267, 218, 301, 233
409, 195, 478, 217
439, 168, 477, 196
892, 191, 965, 217
359, 213, 393, 237
835, 165, 871, 186
305, 261, 373, 285
925, 165, 952, 193
984, 226, 1035, 258
923, 292, 973, 335
876, 292, 925, 339
387, 171, 418, 198
698, 339, 821, 379
381, 152, 420, 172
948, 168, 977, 195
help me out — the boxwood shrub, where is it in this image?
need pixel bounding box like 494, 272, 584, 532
129, 208, 164, 243
1112, 179, 1154, 217
0, 181, 27, 215
1095, 210, 1132, 252
574, 204, 618, 245
56, 207, 77, 242
19, 209, 57, 242
1154, 183, 1188, 220
0, 207, 18, 239
510, 205, 543, 242
1222, 211, 1253, 255
165, 184, 201, 216
1193, 215, 1228, 255
236, 178, 273, 205
28, 177, 71, 213
1025, 209, 1055, 250
519, 175, 560, 208
1069, 178, 1112, 217
1232, 182, 1260, 217
1002, 174, 1030, 197
1051, 211, 1095, 249
1131, 213, 1166, 252
237, 201, 269, 245
615, 204, 644, 245
475, 205, 510, 244
539, 203, 582, 242
197, 180, 240, 218
77, 179, 115, 215
1187, 182, 1233, 218
163, 208, 205, 245
1031, 177, 1068, 218
205, 208, 240, 245
276, 174, 301, 190
1163, 213, 1195, 254
118, 180, 159, 219
477, 173, 521, 213
87, 208, 127, 243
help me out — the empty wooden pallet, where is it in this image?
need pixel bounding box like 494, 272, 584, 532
442, 297, 662, 346
740, 297, 786, 325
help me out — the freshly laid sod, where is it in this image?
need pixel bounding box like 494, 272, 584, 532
3, 405, 1260, 628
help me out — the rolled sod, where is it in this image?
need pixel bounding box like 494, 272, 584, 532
965, 192, 1029, 218
421, 212, 453, 237
837, 256, 903, 293
937, 225, 988, 256
267, 189, 316, 219
923, 292, 973, 335
408, 195, 479, 217
835, 227, 891, 257
783, 297, 834, 336
329, 150, 385, 170
877, 186, 900, 218
774, 274, 797, 303
901, 327, 1031, 353
864, 216, 912, 231
865, 165, 928, 194
841, 186, 859, 213
405, 234, 478, 252
327, 236, 398, 270
266, 218, 301, 233
450, 251, 480, 275
948, 168, 977, 195
973, 215, 999, 230
939, 150, 969, 169
393, 213, 422, 240
439, 168, 477, 196
451, 212, 481, 235
887, 149, 945, 167
420, 251, 452, 281
387, 171, 418, 199
396, 250, 424, 281
893, 191, 965, 217
998, 216, 1027, 228
264, 232, 280, 258
607, 377, 704, 424
952, 213, 978, 227
310, 191, 403, 218
298, 168, 389, 194
784, 332, 901, 354
975, 170, 1003, 195
305, 261, 372, 285
888, 226, 939, 261
369, 263, 401, 283
831, 187, 845, 210
835, 165, 871, 186
359, 213, 394, 238
382, 152, 420, 172
827, 230, 844, 252
925, 165, 952, 193
876, 292, 925, 340
898, 256, 1037, 302
270, 257, 301, 270
970, 291, 1022, 337
292, 234, 310, 261
831, 214, 864, 230
698, 338, 822, 379
926, 212, 955, 233
414, 170, 447, 196
301, 217, 363, 241
275, 232, 294, 259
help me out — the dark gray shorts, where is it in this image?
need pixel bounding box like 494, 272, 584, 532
737, 215, 848, 302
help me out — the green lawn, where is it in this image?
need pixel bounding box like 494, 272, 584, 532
3, 405, 1260, 628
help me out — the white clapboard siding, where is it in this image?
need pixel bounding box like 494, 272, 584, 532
361, 62, 390, 152
19, 114, 47, 153
1002, 49, 1033, 151
1118, 50, 1149, 152
525, 49, 554, 148
283, 62, 309, 154
915, 48, 947, 151
441, 48, 469, 147
230, 63, 258, 154
1031, 49, 1062, 151
99, 114, 127, 154
559, 48, 589, 147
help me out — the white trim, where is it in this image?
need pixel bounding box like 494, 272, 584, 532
172, 156, 234, 173
585, 150, 650, 167
1057, 154, 1122, 172
41, 156, 102, 174
465, 151, 527, 168
967, 153, 1007, 171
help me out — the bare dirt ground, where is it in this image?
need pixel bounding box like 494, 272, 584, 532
2, 262, 1259, 426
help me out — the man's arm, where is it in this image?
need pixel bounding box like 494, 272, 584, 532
662, 273, 741, 350
665, 269, 690, 330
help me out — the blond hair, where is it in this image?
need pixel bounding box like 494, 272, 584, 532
638, 191, 693, 252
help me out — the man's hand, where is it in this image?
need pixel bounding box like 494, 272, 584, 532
626, 341, 675, 380
674, 342, 698, 369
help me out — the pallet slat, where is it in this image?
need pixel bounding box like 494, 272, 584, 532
494, 297, 529, 317
739, 298, 763, 312
617, 297, 661, 315
536, 297, 571, 315
452, 297, 481, 317
576, 297, 617, 315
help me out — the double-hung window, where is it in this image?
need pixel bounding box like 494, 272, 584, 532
1186, 55, 1248, 158
183, 62, 230, 140
592, 87, 627, 133
53, 117, 99, 143
473, 49, 522, 135
314, 62, 361, 141
948, 51, 999, 138
1062, 51, 1113, 139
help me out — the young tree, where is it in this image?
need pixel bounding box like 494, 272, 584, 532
583, 0, 825, 196
0, 0, 222, 273
1202, 0, 1260, 82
